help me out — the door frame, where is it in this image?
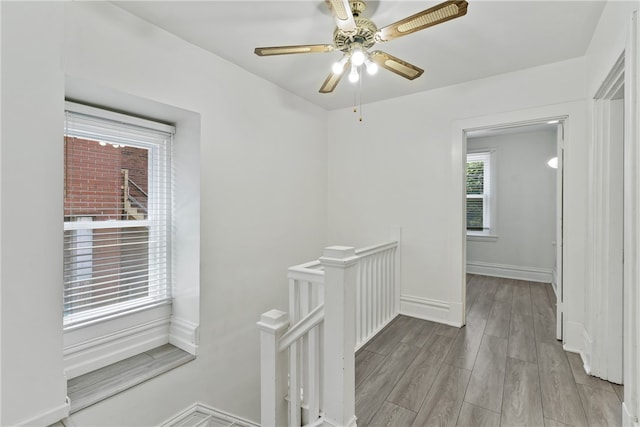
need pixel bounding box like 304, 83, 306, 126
453, 101, 586, 341
622, 10, 639, 426
590, 53, 625, 384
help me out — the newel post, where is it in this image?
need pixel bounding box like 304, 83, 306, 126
257, 309, 289, 427
320, 246, 360, 427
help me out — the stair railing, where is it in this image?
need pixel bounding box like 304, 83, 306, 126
258, 228, 401, 427
121, 169, 148, 219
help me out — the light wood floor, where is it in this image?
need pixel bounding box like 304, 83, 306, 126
355, 274, 624, 427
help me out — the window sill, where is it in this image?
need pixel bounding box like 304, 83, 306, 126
466, 233, 498, 242
67, 344, 195, 414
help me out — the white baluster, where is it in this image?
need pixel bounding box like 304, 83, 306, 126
356, 263, 362, 347
391, 227, 402, 316
385, 249, 391, 322
381, 250, 387, 324
301, 280, 310, 421
366, 257, 373, 340
306, 323, 320, 424
289, 338, 301, 427
289, 278, 298, 324
370, 256, 377, 337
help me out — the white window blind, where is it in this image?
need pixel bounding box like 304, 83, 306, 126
466, 151, 491, 231
63, 103, 175, 329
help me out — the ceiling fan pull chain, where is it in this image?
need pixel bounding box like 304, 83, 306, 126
358, 71, 363, 122
353, 79, 358, 114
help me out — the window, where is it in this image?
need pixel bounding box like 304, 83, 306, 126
466, 151, 494, 236
64, 103, 174, 329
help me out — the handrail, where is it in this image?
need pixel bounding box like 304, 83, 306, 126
289, 259, 322, 270
355, 240, 398, 258
288, 260, 324, 285
128, 193, 148, 213
127, 176, 148, 198
278, 304, 324, 352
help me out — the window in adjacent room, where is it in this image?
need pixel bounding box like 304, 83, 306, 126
63, 103, 174, 329
466, 150, 495, 236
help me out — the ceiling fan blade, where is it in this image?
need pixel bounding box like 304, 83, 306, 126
376, 0, 468, 42
369, 51, 424, 80
325, 0, 357, 35
319, 69, 345, 93
255, 44, 335, 56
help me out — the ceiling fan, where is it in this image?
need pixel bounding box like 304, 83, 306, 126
254, 0, 468, 94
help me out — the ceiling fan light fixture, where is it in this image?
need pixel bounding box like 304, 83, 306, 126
365, 58, 378, 75
348, 63, 360, 83
332, 56, 349, 75
351, 46, 366, 66
254, 0, 469, 94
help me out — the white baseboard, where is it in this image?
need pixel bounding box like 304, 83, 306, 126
467, 261, 553, 283
562, 321, 589, 357
581, 326, 593, 374
15, 397, 70, 427
622, 402, 639, 427
160, 402, 259, 427
563, 324, 595, 376
169, 316, 199, 355
400, 294, 463, 327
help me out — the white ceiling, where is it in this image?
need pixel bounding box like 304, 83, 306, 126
113, 1, 606, 111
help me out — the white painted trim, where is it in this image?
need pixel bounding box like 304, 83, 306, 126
454, 101, 583, 330
562, 321, 590, 364
582, 328, 594, 374
466, 234, 499, 242
169, 316, 199, 355
400, 294, 463, 327
623, 402, 639, 427
589, 51, 626, 383
160, 401, 259, 427
14, 398, 70, 427
624, 10, 640, 426
65, 101, 175, 134
324, 414, 357, 427
63, 316, 171, 379
466, 261, 553, 283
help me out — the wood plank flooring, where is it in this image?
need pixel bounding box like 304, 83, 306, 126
355, 274, 623, 427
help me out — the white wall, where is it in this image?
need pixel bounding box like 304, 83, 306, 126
1, 2, 328, 425
1, 3, 68, 425
328, 57, 587, 326
466, 130, 557, 280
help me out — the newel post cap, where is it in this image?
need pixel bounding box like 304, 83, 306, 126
319, 246, 359, 267
257, 309, 289, 331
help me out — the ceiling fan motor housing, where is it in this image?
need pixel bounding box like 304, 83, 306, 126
333, 17, 378, 52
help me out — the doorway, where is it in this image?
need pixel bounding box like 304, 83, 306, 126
463, 121, 564, 338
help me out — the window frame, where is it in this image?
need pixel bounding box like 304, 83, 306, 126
63, 101, 179, 378
466, 149, 497, 239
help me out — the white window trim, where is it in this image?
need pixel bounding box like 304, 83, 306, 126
63, 101, 199, 379
466, 148, 498, 240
